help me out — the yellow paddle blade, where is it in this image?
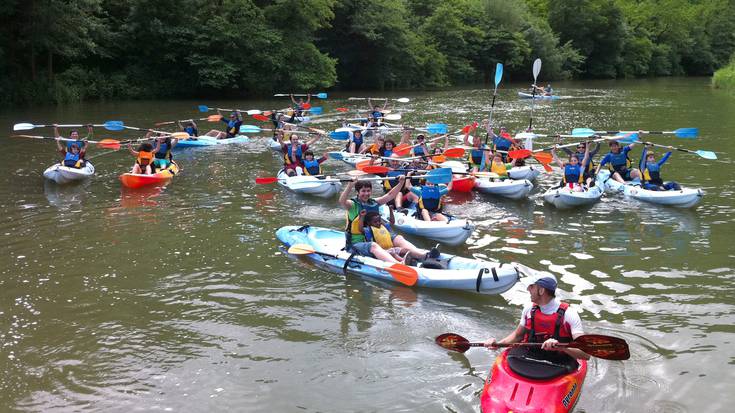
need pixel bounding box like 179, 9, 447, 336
287, 244, 317, 255
170, 132, 190, 140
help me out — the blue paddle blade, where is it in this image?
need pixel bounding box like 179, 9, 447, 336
426, 123, 447, 135
675, 128, 699, 138
103, 121, 125, 131
198, 105, 210, 112
571, 128, 595, 137
494, 63, 503, 86
696, 150, 717, 160
239, 125, 261, 133
328, 151, 344, 160
316, 93, 328, 99
329, 131, 350, 140
425, 168, 452, 184
308, 106, 323, 115
617, 133, 639, 145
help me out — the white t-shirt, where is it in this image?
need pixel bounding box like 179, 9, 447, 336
518, 298, 584, 338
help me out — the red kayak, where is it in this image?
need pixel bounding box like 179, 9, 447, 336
480, 348, 587, 413
451, 175, 475, 192
120, 161, 180, 189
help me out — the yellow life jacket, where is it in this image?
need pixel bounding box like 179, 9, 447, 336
368, 225, 394, 249
345, 197, 380, 244
490, 161, 508, 177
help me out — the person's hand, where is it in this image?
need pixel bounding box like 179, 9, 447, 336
483, 338, 498, 348
398, 175, 406, 182
541, 338, 560, 351
668, 145, 674, 149
53, 123, 58, 127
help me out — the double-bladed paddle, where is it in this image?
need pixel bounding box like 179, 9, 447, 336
435, 332, 630, 360
287, 244, 418, 286
529, 58, 542, 131
11, 135, 149, 150
571, 127, 698, 139
197, 105, 263, 115
13, 120, 125, 132
154, 114, 222, 126
348, 97, 410, 103
274, 92, 328, 99
486, 63, 503, 145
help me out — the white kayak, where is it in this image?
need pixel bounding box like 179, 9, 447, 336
337, 151, 372, 167
380, 205, 473, 246
276, 169, 342, 198
597, 170, 703, 208
277, 225, 526, 294
508, 165, 542, 181
543, 185, 604, 209
474, 178, 534, 200
43, 162, 95, 184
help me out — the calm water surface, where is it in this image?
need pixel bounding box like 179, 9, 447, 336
0, 78, 733, 412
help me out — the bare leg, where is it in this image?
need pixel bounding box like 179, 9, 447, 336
394, 193, 403, 208
370, 243, 398, 263
630, 169, 641, 180
431, 212, 449, 222
349, 142, 356, 153
612, 172, 624, 183
144, 164, 152, 175
393, 236, 427, 258
132, 164, 142, 174
420, 208, 431, 221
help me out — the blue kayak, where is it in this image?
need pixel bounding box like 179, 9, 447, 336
277, 225, 527, 294
174, 135, 250, 149
518, 91, 559, 100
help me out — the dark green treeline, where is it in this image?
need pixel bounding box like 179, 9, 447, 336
1, 0, 734, 105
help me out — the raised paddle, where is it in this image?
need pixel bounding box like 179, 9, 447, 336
240, 125, 318, 135
274, 93, 328, 99
572, 127, 699, 139
287, 244, 418, 286
529, 58, 542, 131
11, 135, 148, 151
348, 97, 410, 103
435, 333, 630, 361
615, 135, 717, 160
486, 63, 503, 145
155, 115, 222, 126
13, 120, 125, 132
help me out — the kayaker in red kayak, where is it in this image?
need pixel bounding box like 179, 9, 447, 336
483, 274, 590, 360
127, 131, 159, 175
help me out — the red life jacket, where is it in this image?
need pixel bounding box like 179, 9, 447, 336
523, 302, 573, 343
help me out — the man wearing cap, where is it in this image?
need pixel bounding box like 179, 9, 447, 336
596, 139, 641, 183
483, 274, 590, 360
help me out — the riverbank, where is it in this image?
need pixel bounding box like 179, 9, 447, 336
713, 58, 735, 91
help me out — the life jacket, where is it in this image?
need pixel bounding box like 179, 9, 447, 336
137, 150, 154, 166
370, 110, 383, 119
563, 164, 584, 184
303, 159, 321, 176
494, 135, 513, 152
66, 140, 86, 151
607, 150, 631, 173
382, 170, 403, 191
368, 144, 381, 155
284, 144, 304, 165
62, 151, 83, 168
226, 119, 240, 137
490, 161, 508, 177
411, 145, 426, 157
418, 185, 442, 212
381, 148, 393, 157
573, 151, 595, 174
345, 197, 380, 245
364, 224, 394, 250
468, 148, 484, 166
643, 163, 663, 185
523, 302, 573, 344
155, 139, 173, 160
349, 134, 363, 149
184, 126, 198, 137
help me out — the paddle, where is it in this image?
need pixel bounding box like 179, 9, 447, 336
486, 63, 503, 145
348, 97, 410, 103
615, 135, 717, 160
571, 127, 699, 139
11, 135, 147, 150
274, 93, 328, 99
255, 170, 366, 185
13, 120, 125, 132
239, 125, 318, 135
287, 243, 418, 286
303, 106, 323, 115
435, 333, 630, 361
529, 58, 542, 131
197, 105, 263, 115
154, 115, 222, 126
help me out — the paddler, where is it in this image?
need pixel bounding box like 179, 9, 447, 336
54, 123, 93, 161
178, 120, 198, 139
346, 129, 365, 154
483, 273, 590, 361
463, 123, 489, 173
290, 93, 311, 117
562, 140, 599, 180
127, 133, 160, 175
488, 151, 522, 179
596, 140, 641, 183
215, 109, 242, 140
405, 174, 452, 222
639, 145, 680, 191
410, 134, 430, 158
380, 155, 415, 209
363, 135, 385, 156
54, 138, 85, 168
358, 210, 429, 263
301, 150, 329, 178
551, 142, 591, 191
279, 132, 321, 176
490, 126, 519, 162
152, 134, 179, 171
367, 98, 388, 125
339, 175, 407, 260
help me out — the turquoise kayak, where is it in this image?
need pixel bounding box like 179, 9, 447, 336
518, 91, 559, 100
276, 225, 526, 294
174, 135, 250, 149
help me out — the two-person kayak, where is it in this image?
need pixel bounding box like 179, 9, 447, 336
597, 170, 703, 208
518, 91, 560, 100
43, 162, 95, 184
119, 161, 180, 189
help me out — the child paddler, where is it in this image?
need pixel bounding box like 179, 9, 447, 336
339, 175, 406, 259
377, 155, 414, 209
463, 123, 489, 173
639, 145, 680, 191
596, 140, 641, 183
488, 152, 522, 178
178, 120, 198, 138
54, 137, 85, 168
562, 140, 599, 180
290, 93, 311, 117
358, 210, 429, 264
490, 126, 519, 162
54, 124, 93, 162
410, 134, 430, 158
152, 134, 179, 171
301, 150, 329, 177
551, 142, 591, 191
346, 129, 365, 154
405, 174, 452, 222
279, 132, 321, 176
127, 132, 160, 175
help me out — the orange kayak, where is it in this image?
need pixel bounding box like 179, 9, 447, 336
119, 161, 180, 189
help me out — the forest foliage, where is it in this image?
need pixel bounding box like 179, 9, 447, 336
1, 0, 734, 105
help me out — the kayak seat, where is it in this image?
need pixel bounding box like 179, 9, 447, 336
506, 346, 579, 380
417, 257, 449, 270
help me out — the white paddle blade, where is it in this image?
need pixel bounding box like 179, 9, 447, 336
13, 123, 35, 131
385, 113, 402, 120
533, 58, 542, 80
246, 110, 262, 115
396, 98, 410, 103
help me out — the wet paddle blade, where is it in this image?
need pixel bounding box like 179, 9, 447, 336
255, 177, 279, 184
386, 263, 418, 286
302, 102, 312, 110
329, 131, 350, 140
328, 151, 344, 160
396, 97, 410, 103
532, 58, 542, 81
316, 93, 328, 99
696, 150, 717, 160
426, 168, 452, 184
572, 128, 595, 137
252, 114, 270, 122
103, 121, 125, 131
509, 149, 532, 159
12, 123, 35, 131
443, 148, 465, 158
206, 114, 223, 122
287, 244, 317, 255
426, 123, 448, 135
246, 110, 262, 116
385, 113, 402, 120
346, 170, 367, 177
308, 106, 322, 115
435, 333, 471, 353
541, 162, 553, 172
362, 165, 390, 174
198, 105, 210, 112
494, 63, 503, 87
532, 152, 553, 164
674, 127, 699, 138
617, 133, 639, 145
393, 145, 411, 156
170, 132, 190, 140
240, 125, 261, 133
570, 334, 630, 360
96, 139, 121, 150
431, 155, 446, 163
356, 160, 373, 170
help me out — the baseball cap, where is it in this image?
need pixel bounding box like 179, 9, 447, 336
522, 273, 557, 293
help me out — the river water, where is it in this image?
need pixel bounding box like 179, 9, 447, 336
0, 78, 733, 412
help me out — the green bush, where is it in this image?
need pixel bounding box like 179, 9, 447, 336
713, 58, 735, 91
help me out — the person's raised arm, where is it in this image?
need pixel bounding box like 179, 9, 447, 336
581, 141, 590, 169
551, 147, 564, 169
306, 133, 321, 147
290, 94, 297, 105
305, 93, 311, 104
128, 142, 138, 156
55, 135, 64, 152
339, 180, 356, 209
376, 176, 406, 205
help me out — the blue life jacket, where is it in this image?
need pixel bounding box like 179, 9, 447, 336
469, 148, 484, 165
371, 111, 383, 119
563, 164, 583, 184
382, 149, 393, 157
494, 136, 513, 151
303, 159, 321, 176
184, 126, 197, 137
284, 145, 304, 165
156, 140, 172, 160
607, 151, 630, 172
643, 163, 663, 185
413, 146, 426, 157
418, 186, 442, 211
62, 151, 82, 167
